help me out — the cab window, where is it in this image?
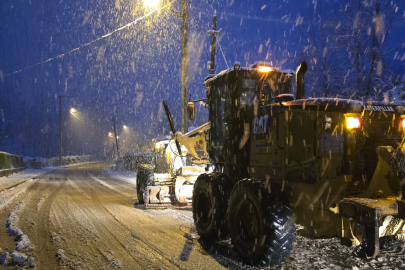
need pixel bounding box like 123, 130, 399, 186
240, 79, 258, 107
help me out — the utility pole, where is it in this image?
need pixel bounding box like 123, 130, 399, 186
209, 16, 217, 74
59, 97, 62, 166
169, 0, 188, 133
180, 0, 188, 134
207, 15, 221, 74
59, 95, 73, 166
112, 117, 120, 158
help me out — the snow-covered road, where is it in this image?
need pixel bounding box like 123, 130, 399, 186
1, 163, 405, 269
0, 163, 226, 269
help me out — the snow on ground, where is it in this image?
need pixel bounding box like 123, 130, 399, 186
0, 170, 36, 212
0, 162, 96, 213
3, 200, 35, 267
91, 175, 116, 190
23, 155, 93, 168
6, 201, 25, 240
0, 161, 95, 268
104, 167, 137, 186
1, 163, 95, 191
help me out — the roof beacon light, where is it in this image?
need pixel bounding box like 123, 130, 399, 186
258, 66, 272, 73
346, 117, 361, 129
402, 118, 405, 129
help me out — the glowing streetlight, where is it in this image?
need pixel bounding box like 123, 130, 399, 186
108, 132, 113, 137
123, 125, 127, 129
70, 108, 76, 114
144, 0, 159, 8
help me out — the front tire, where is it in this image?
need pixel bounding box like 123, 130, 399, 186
228, 179, 295, 266
136, 164, 154, 204
192, 173, 233, 241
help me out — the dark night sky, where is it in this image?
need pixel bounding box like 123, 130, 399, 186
1, 0, 404, 157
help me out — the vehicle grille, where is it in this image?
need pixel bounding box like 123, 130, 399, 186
345, 111, 402, 195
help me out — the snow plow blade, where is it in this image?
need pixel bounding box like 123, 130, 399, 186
338, 145, 405, 258
138, 174, 195, 209
339, 197, 398, 258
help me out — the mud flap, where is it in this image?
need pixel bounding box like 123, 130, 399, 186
359, 224, 380, 258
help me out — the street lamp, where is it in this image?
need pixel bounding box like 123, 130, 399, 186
112, 117, 120, 158
144, 0, 159, 8
106, 132, 116, 159
123, 125, 127, 129
59, 95, 74, 166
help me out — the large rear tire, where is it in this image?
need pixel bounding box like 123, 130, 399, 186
136, 164, 154, 204
192, 173, 233, 241
228, 179, 295, 266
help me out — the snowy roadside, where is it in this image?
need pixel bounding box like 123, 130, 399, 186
0, 200, 36, 267
0, 168, 55, 212
22, 155, 93, 168
0, 162, 97, 211
0, 162, 98, 190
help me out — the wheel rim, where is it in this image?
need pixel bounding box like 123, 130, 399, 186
196, 190, 212, 227
235, 199, 260, 250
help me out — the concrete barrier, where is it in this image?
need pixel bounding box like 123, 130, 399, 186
0, 152, 26, 177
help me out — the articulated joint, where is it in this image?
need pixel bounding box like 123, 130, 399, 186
338, 197, 398, 258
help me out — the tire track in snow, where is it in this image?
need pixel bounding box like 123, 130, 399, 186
83, 174, 192, 269
61, 175, 147, 269
90, 172, 226, 268
85, 177, 177, 268
0, 179, 33, 211
35, 177, 66, 269
88, 173, 137, 203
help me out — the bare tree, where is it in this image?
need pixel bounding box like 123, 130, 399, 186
334, 0, 405, 96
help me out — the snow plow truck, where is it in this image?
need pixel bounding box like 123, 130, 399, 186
137, 60, 405, 266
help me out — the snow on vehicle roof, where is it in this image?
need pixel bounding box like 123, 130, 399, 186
203, 66, 293, 86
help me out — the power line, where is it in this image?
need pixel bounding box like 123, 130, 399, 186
3, 0, 178, 78
189, 5, 295, 25
217, 38, 229, 69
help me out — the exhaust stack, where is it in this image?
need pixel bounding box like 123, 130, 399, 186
295, 61, 308, 100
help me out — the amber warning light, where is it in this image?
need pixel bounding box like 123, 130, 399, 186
346, 117, 361, 129
402, 118, 405, 129
258, 66, 272, 72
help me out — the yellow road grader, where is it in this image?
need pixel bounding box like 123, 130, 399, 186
137, 60, 405, 266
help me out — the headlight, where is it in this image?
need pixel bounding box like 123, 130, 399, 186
258, 66, 272, 72
346, 117, 361, 129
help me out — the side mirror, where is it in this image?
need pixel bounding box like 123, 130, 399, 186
187, 102, 195, 120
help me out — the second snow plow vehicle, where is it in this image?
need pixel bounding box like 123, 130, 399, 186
136, 109, 211, 208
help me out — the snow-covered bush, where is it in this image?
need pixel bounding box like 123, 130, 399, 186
23, 155, 92, 168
